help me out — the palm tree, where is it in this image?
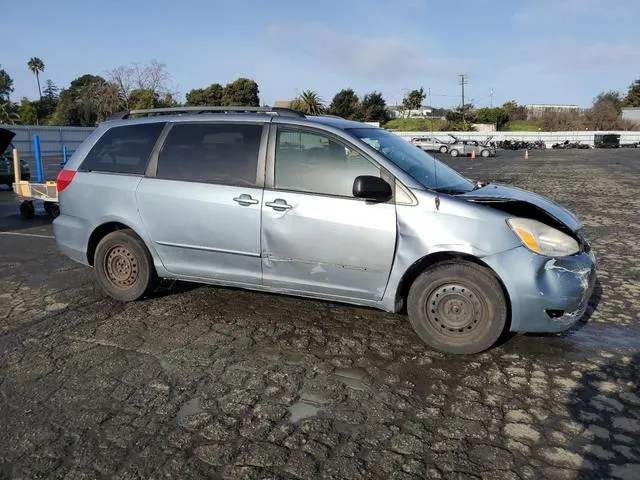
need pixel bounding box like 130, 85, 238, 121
296, 90, 325, 115
27, 57, 45, 99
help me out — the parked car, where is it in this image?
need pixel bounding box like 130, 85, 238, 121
54, 107, 596, 354
448, 136, 496, 157
0, 128, 31, 188
409, 135, 452, 153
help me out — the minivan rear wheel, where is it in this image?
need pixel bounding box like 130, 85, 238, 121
94, 229, 157, 301
450, 149, 459, 157
407, 261, 507, 354
439, 146, 448, 154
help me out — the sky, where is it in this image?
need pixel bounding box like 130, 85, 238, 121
3, 0, 640, 109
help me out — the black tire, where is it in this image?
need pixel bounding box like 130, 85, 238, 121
439, 146, 448, 154
481, 149, 490, 158
450, 149, 459, 157
407, 261, 507, 354
44, 202, 60, 218
19, 201, 35, 219
94, 229, 157, 301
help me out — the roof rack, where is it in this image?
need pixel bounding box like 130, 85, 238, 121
108, 106, 306, 120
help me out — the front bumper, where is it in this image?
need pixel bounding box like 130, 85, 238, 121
483, 246, 597, 333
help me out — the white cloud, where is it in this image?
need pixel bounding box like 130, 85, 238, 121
513, 0, 628, 25
264, 22, 435, 80
542, 39, 640, 69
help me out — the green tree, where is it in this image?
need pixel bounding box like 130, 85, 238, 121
222, 78, 260, 106
294, 90, 325, 115
41, 79, 59, 117
129, 88, 158, 109
475, 107, 509, 129
186, 83, 224, 106
596, 90, 623, 113
157, 93, 178, 108
18, 97, 38, 124
0, 67, 14, 101
502, 100, 527, 121
358, 91, 389, 123
51, 74, 123, 126
623, 79, 640, 107
328, 88, 360, 119
0, 102, 20, 124
402, 87, 426, 111
27, 57, 45, 99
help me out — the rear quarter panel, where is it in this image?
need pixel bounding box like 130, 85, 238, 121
57, 172, 160, 267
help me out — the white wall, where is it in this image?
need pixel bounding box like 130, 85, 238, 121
393, 130, 640, 147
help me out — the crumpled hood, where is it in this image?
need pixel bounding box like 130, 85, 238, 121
459, 183, 582, 232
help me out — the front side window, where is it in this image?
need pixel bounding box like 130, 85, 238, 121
80, 122, 166, 175
157, 123, 262, 186
275, 128, 380, 197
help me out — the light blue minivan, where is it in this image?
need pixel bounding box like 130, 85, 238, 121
53, 107, 597, 354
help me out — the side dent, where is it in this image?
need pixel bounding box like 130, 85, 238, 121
380, 191, 520, 312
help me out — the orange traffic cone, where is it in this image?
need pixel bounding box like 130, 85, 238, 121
471, 149, 476, 160
524, 149, 529, 160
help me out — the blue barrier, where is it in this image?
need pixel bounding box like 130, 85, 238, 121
33, 135, 44, 182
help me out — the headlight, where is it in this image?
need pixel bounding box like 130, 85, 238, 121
507, 217, 579, 257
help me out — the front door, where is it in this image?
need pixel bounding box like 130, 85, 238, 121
136, 122, 267, 284
261, 126, 397, 301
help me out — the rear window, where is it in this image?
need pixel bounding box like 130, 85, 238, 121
79, 122, 165, 175
156, 123, 262, 186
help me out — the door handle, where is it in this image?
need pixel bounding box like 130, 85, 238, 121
265, 199, 292, 211
233, 194, 259, 206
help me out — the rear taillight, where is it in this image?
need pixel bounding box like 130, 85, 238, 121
56, 169, 76, 193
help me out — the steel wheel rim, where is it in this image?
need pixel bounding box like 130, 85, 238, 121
105, 245, 138, 288
425, 283, 484, 337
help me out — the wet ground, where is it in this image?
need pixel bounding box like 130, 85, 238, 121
0, 148, 639, 479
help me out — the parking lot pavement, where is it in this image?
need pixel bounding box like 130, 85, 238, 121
0, 149, 639, 479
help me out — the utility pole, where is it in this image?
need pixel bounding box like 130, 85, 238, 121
428, 87, 433, 135
490, 88, 494, 108
458, 74, 467, 123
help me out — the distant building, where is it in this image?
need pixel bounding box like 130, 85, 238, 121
273, 100, 293, 108
388, 105, 445, 119
525, 104, 580, 119
622, 107, 640, 123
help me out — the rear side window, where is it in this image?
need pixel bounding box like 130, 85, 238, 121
156, 123, 262, 187
80, 122, 165, 175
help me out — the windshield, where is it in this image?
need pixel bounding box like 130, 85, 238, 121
348, 128, 475, 194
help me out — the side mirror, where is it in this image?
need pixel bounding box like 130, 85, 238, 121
352, 175, 392, 202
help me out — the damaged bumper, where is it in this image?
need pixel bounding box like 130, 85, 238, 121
483, 247, 597, 333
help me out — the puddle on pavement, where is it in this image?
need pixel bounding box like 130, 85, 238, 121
176, 397, 202, 424
288, 389, 332, 423
333, 367, 370, 391
288, 402, 323, 422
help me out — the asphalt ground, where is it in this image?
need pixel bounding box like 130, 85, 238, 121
0, 148, 638, 479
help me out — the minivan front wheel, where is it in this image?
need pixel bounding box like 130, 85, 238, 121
94, 229, 157, 301
407, 261, 507, 354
